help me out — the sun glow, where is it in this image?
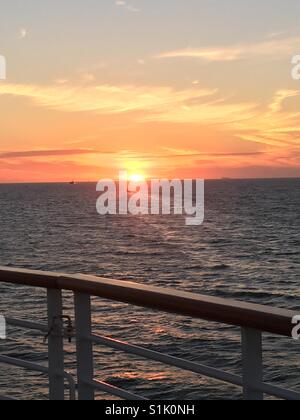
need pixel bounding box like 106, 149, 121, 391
129, 173, 146, 183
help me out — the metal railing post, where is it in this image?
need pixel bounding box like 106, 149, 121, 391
74, 292, 95, 400
47, 289, 65, 400
241, 328, 264, 400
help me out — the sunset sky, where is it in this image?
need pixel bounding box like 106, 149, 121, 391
0, 0, 300, 182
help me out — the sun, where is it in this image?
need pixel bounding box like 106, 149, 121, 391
129, 173, 146, 183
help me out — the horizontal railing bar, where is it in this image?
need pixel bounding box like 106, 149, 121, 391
0, 266, 62, 289
6, 318, 48, 332
91, 334, 243, 387
0, 356, 76, 400
0, 396, 18, 401
0, 355, 48, 374
91, 335, 300, 400
90, 379, 148, 401
258, 382, 300, 401
0, 266, 296, 337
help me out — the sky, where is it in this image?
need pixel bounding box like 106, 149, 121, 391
0, 0, 300, 182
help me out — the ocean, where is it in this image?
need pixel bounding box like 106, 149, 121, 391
0, 179, 299, 399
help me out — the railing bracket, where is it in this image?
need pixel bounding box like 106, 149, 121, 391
43, 315, 75, 344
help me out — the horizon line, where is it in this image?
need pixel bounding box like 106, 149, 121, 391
0, 176, 299, 185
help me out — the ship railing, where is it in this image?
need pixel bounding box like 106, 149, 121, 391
0, 266, 299, 401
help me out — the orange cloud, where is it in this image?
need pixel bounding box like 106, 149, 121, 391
268, 90, 299, 113
156, 37, 300, 62
0, 80, 299, 181
0, 149, 97, 159
0, 83, 216, 114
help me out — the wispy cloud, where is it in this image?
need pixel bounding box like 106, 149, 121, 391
0, 149, 97, 159
0, 82, 299, 153
156, 37, 300, 62
104, 148, 265, 161
268, 90, 299, 113
115, 0, 140, 13
160, 148, 265, 159
18, 28, 27, 40
0, 82, 216, 114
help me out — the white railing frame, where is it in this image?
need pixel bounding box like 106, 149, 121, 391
0, 266, 299, 401
0, 354, 76, 400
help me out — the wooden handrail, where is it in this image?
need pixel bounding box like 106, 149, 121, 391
0, 266, 296, 337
